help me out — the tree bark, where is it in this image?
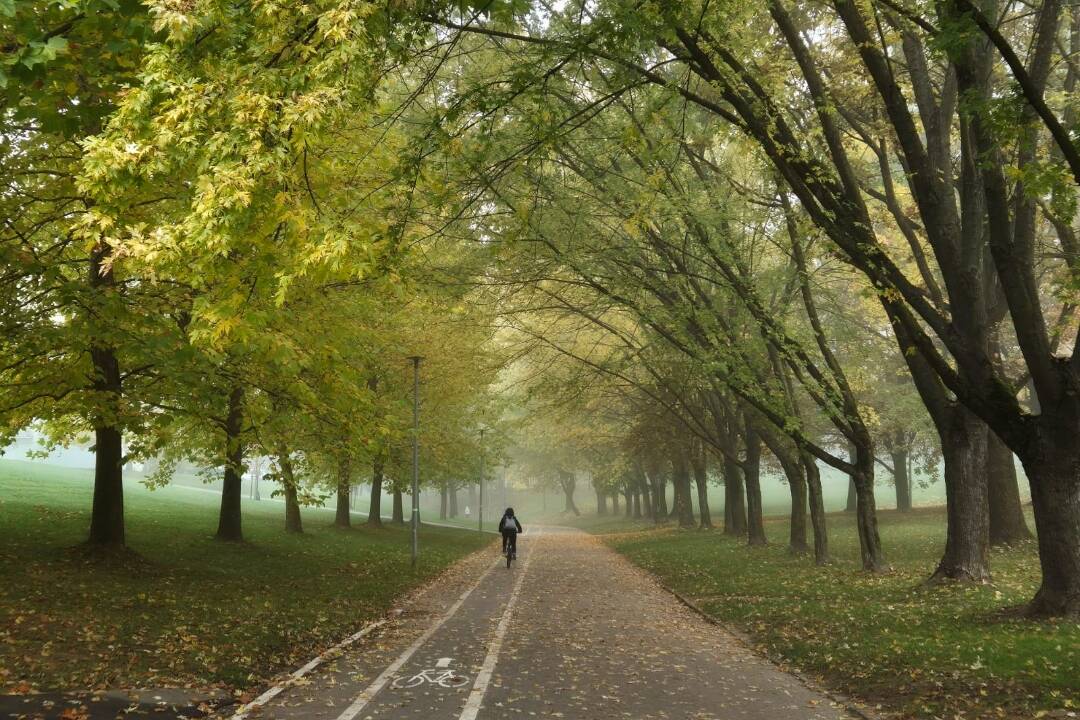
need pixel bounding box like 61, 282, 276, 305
392, 487, 404, 524
845, 477, 857, 512
1022, 434, 1080, 616
367, 459, 384, 527
759, 427, 807, 553
743, 420, 767, 546
277, 450, 302, 534
930, 407, 991, 583
723, 456, 747, 537
87, 244, 125, 548
440, 485, 448, 520
596, 489, 608, 515
216, 385, 245, 542
631, 488, 641, 518
851, 438, 885, 572
802, 452, 830, 565
559, 470, 580, 515
891, 446, 913, 512
449, 482, 459, 518
987, 430, 1032, 545
672, 453, 696, 528
335, 459, 351, 528
689, 445, 713, 529
611, 491, 620, 514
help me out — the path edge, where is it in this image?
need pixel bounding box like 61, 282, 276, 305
655, 580, 887, 720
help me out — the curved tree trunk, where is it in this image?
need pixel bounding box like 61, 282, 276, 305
558, 470, 580, 515
335, 459, 351, 528
802, 452, 830, 565
743, 420, 767, 546
987, 430, 1032, 545
216, 385, 245, 542
759, 427, 807, 553
367, 459, 384, 527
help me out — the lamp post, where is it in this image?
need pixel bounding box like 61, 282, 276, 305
478, 427, 485, 533
407, 356, 423, 569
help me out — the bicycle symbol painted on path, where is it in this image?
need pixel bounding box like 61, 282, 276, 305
392, 657, 470, 690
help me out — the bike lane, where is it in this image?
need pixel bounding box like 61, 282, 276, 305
242, 532, 535, 720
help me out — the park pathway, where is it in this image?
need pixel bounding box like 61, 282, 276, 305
235, 527, 857, 720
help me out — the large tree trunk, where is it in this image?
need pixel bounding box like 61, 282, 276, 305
689, 446, 713, 529
987, 430, 1032, 545
335, 459, 351, 528
722, 456, 747, 537
449, 482, 459, 518
392, 488, 404, 525
891, 445, 913, 512
648, 464, 669, 521
87, 245, 125, 548
930, 407, 991, 583
216, 385, 245, 542
367, 459, 384, 527
1022, 437, 1080, 616
596, 490, 608, 516
743, 420, 767, 546
802, 452, 830, 565
672, 453, 696, 528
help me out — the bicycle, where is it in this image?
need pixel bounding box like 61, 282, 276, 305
392, 668, 470, 690
505, 545, 516, 568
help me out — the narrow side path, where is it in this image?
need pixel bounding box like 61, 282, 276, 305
237, 528, 857, 720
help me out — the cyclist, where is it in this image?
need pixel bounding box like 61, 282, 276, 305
498, 507, 522, 558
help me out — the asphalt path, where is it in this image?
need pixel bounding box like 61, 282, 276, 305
233, 527, 859, 720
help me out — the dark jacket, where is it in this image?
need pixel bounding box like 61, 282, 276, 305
499, 515, 522, 533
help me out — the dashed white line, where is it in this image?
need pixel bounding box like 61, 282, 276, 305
229, 619, 388, 720
332, 553, 503, 720
457, 530, 540, 720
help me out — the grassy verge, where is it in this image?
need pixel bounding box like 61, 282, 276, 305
605, 508, 1078, 719
0, 461, 491, 694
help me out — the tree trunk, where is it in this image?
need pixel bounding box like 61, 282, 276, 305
277, 448, 302, 534
596, 490, 608, 516
87, 244, 125, 548
930, 407, 991, 583
88, 424, 124, 547
449, 483, 459, 518
743, 420, 767, 546
440, 485, 448, 520
335, 459, 351, 528
216, 385, 245, 542
559, 470, 580, 515
802, 452, 830, 565
845, 477, 857, 512
723, 456, 747, 537
1021, 433, 1080, 616
392, 488, 404, 524
622, 485, 632, 517
689, 446, 712, 529
611, 491, 620, 514
632, 489, 641, 518
852, 439, 885, 572
649, 468, 668, 521
759, 428, 807, 553
987, 430, 1032, 545
367, 459, 384, 527
891, 446, 913, 512
672, 453, 695, 528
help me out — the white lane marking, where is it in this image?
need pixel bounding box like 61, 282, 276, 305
457, 529, 541, 720
230, 619, 388, 720
436, 657, 452, 668
333, 553, 503, 720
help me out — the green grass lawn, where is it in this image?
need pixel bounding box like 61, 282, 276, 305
606, 508, 1078, 719
0, 460, 491, 694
